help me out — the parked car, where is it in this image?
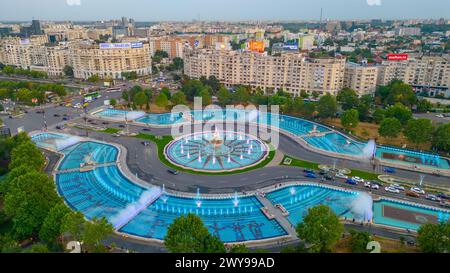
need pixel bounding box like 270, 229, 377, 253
167, 169, 179, 175
410, 187, 425, 195
346, 178, 358, 185
118, 124, 125, 128
364, 181, 371, 188
112, 133, 120, 137
55, 125, 65, 130
304, 172, 317, 179
102, 121, 109, 125
335, 173, 348, 179
141, 141, 150, 146
352, 176, 364, 183
303, 168, 315, 173
62, 117, 69, 121
425, 194, 441, 202
142, 128, 151, 132
319, 170, 326, 175
385, 186, 400, 193
437, 193, 450, 200
383, 167, 396, 173
406, 190, 420, 198
391, 184, 405, 191
324, 174, 334, 181
371, 182, 380, 190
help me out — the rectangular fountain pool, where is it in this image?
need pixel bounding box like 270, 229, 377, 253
119, 195, 287, 242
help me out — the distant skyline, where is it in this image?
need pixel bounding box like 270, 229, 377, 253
0, 0, 449, 22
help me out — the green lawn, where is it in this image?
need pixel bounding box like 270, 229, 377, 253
135, 133, 275, 175
97, 128, 120, 134
280, 155, 380, 181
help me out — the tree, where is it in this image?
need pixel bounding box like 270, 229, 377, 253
4, 171, 61, 239
348, 230, 371, 253
292, 97, 304, 113
109, 98, 117, 106
432, 123, 450, 152
199, 88, 212, 106
229, 244, 250, 253
296, 205, 343, 253
337, 88, 359, 110
380, 81, 418, 107
61, 212, 86, 242
24, 243, 50, 253
172, 57, 184, 70
9, 142, 45, 171
155, 92, 169, 108
63, 65, 74, 77
217, 86, 232, 106
404, 118, 434, 146
416, 99, 432, 113
372, 108, 386, 124
417, 222, 450, 253
164, 214, 225, 253
341, 109, 359, 130
233, 86, 250, 105
378, 118, 402, 139
87, 74, 100, 83
133, 91, 148, 109
385, 103, 412, 125
160, 87, 171, 100
82, 217, 113, 253
317, 94, 337, 119
171, 91, 187, 105
39, 203, 71, 245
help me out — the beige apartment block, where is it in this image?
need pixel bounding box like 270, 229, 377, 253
184, 48, 346, 96
344, 62, 378, 95
69, 42, 152, 79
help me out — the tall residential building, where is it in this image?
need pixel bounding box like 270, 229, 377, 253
184, 48, 346, 96
69, 41, 152, 79
344, 62, 378, 95
378, 56, 450, 97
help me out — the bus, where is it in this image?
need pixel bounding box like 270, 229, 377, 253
84, 92, 101, 100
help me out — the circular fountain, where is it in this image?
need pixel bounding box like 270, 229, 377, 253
164, 131, 270, 172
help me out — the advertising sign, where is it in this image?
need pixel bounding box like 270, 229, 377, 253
248, 40, 265, 53
131, 42, 143, 48
387, 54, 408, 61
100, 43, 143, 49
19, 39, 30, 45
283, 39, 299, 50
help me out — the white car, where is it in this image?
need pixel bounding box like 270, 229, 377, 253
410, 187, 425, 195
352, 176, 365, 183
371, 183, 380, 190
335, 173, 348, 179
391, 184, 405, 191
385, 186, 400, 193
364, 181, 371, 188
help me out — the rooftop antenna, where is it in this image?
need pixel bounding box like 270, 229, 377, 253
319, 8, 323, 29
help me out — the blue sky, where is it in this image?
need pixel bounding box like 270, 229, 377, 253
0, 0, 449, 21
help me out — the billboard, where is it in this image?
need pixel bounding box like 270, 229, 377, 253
387, 54, 408, 61
248, 40, 265, 53
100, 42, 143, 49
283, 39, 299, 50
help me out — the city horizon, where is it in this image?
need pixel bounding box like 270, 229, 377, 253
0, 0, 449, 22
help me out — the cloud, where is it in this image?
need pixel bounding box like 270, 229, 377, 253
66, 0, 81, 6
366, 0, 382, 6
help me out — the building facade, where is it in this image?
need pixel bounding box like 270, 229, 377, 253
69, 42, 152, 79
184, 48, 346, 96
344, 62, 378, 95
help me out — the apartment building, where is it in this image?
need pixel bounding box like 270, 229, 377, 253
69, 41, 152, 80
344, 62, 378, 95
378, 56, 450, 97
184, 48, 346, 96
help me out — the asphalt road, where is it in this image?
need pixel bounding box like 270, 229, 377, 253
1, 90, 123, 134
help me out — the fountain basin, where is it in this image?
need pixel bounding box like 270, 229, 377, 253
164, 131, 270, 172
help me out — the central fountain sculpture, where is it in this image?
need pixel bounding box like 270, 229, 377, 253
164, 131, 270, 172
